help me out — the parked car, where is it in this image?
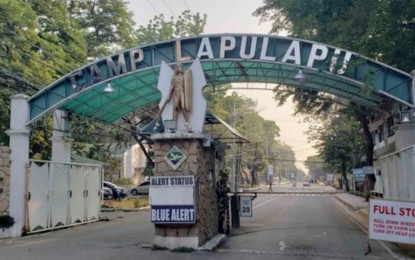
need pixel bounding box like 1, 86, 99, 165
103, 181, 127, 199
102, 187, 113, 200
130, 181, 150, 196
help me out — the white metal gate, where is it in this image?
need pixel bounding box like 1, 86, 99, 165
26, 160, 102, 233
377, 145, 415, 200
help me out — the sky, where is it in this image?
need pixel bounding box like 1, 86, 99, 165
127, 0, 317, 173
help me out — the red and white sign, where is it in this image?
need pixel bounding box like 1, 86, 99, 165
369, 199, 415, 244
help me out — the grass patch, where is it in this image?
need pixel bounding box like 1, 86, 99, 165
103, 198, 149, 209
170, 247, 194, 253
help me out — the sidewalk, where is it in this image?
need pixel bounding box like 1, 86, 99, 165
333, 192, 415, 258
333, 192, 369, 220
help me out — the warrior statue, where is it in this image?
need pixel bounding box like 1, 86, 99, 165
158, 63, 193, 131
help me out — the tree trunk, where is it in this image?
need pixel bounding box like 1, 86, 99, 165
342, 160, 350, 191
359, 115, 374, 165
250, 143, 258, 187
359, 114, 376, 198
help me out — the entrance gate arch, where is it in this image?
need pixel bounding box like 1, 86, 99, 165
27, 33, 413, 124
7, 34, 415, 239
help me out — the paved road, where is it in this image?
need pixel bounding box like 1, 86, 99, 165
0, 186, 405, 260
219, 192, 400, 259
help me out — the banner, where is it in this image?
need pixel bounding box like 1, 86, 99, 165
150, 176, 196, 224
369, 199, 415, 244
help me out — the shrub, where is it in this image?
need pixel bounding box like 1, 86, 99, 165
113, 178, 133, 185
133, 198, 149, 208
171, 247, 194, 253
0, 215, 14, 231
152, 244, 168, 250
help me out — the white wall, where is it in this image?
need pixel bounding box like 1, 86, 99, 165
123, 144, 146, 178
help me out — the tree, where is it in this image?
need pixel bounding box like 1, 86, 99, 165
253, 0, 415, 71
73, 0, 136, 58
0, 88, 15, 145
206, 90, 300, 186
304, 155, 327, 181
0, 0, 88, 158
253, 0, 414, 177
136, 10, 207, 44
309, 114, 366, 191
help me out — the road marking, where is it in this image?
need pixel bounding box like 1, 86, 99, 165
279, 241, 286, 251
253, 195, 282, 209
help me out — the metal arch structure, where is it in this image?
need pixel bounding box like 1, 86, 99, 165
27, 34, 414, 124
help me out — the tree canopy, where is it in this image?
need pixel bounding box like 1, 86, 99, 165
253, 0, 414, 176
253, 0, 415, 71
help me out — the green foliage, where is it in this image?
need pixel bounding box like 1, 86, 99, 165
142, 166, 154, 177
0, 0, 139, 157
170, 247, 194, 253
113, 178, 133, 185
136, 10, 207, 44
29, 116, 53, 160
253, 0, 407, 171
74, 0, 136, 58
207, 89, 298, 185
0, 2, 207, 164
253, 0, 415, 71
0, 88, 16, 145
104, 157, 121, 181
152, 244, 168, 251
0, 215, 14, 231
308, 113, 365, 191
304, 155, 327, 181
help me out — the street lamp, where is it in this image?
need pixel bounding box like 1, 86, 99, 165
103, 82, 114, 93
293, 69, 307, 84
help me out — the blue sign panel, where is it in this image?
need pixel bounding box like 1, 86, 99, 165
353, 168, 365, 183
151, 205, 196, 224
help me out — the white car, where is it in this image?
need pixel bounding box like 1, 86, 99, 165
130, 181, 150, 195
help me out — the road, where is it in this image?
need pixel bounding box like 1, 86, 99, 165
0, 183, 405, 260
220, 183, 397, 259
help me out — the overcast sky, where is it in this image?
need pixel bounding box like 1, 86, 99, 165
127, 0, 317, 173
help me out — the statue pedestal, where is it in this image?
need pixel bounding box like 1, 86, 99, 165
151, 133, 218, 249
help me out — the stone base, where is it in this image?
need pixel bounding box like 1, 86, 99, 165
154, 235, 199, 249
0, 222, 22, 238
152, 137, 219, 250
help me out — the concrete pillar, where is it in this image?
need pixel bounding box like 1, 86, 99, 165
152, 134, 218, 249
411, 70, 415, 105
6, 94, 30, 237
51, 110, 72, 163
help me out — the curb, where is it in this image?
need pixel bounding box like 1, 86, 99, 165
101, 206, 150, 212
332, 194, 359, 211
198, 234, 226, 251
358, 208, 369, 218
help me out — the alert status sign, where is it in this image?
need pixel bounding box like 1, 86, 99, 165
369, 199, 415, 244
150, 176, 196, 224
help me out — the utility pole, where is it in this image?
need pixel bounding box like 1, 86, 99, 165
231, 100, 236, 192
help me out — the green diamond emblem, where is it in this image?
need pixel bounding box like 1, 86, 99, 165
165, 146, 187, 170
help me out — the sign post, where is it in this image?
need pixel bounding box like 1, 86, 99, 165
369, 199, 415, 245
150, 176, 196, 224
240, 195, 253, 217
